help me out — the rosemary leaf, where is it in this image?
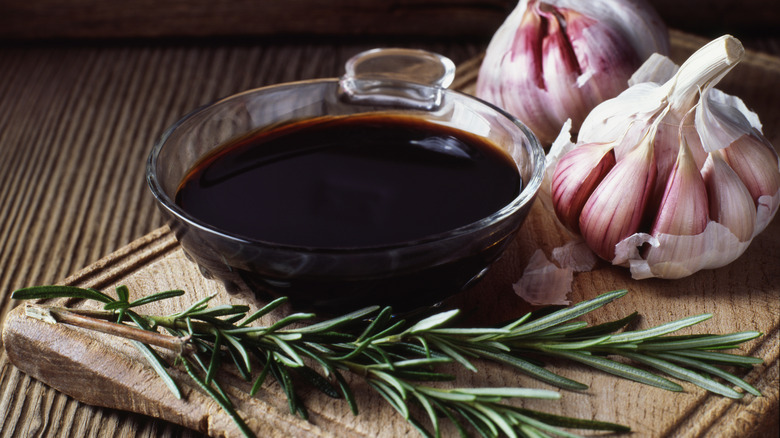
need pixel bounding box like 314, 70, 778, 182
602, 314, 713, 344
510, 411, 585, 438
297, 366, 341, 398
637, 332, 763, 350
406, 309, 460, 334
189, 304, 251, 318
417, 387, 477, 402
115, 285, 130, 303
512, 407, 631, 432
411, 390, 440, 438
356, 306, 395, 342
671, 349, 764, 367
295, 305, 380, 333
430, 398, 469, 438
534, 335, 612, 351
430, 328, 512, 336
473, 402, 517, 438
553, 350, 684, 392
249, 352, 273, 396
332, 369, 359, 415
262, 313, 317, 334
131, 340, 181, 399
370, 380, 410, 419
371, 357, 452, 370
205, 330, 222, 385
174, 294, 216, 318
128, 290, 185, 308
566, 311, 639, 339
509, 290, 628, 337
477, 349, 589, 391
455, 404, 499, 437
430, 338, 478, 373
517, 423, 551, 438
103, 301, 128, 311
651, 352, 761, 396
223, 331, 253, 372
529, 321, 590, 338
12, 285, 115, 304
270, 335, 305, 367
239, 296, 288, 327
621, 352, 743, 398
454, 387, 560, 399
181, 356, 254, 438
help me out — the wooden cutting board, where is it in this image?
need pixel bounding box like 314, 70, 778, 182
2, 31, 779, 437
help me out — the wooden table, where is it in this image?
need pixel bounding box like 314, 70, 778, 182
1, 23, 779, 438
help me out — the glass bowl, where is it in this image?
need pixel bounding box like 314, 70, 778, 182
147, 48, 545, 314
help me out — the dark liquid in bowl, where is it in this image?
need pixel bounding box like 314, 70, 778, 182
172, 114, 523, 313
176, 114, 521, 247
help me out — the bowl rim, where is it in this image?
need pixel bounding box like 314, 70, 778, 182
146, 78, 546, 254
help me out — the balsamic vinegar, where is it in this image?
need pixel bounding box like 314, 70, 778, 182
175, 114, 521, 248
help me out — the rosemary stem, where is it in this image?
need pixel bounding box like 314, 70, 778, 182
25, 304, 195, 355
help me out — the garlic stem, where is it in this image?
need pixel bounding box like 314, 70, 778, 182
667, 35, 744, 114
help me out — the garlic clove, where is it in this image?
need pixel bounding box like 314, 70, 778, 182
701, 151, 756, 242
719, 133, 780, 207
541, 3, 641, 116
570, 0, 670, 59
579, 131, 657, 261
551, 142, 616, 232
650, 136, 709, 236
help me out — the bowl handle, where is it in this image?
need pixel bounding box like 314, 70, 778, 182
339, 48, 456, 111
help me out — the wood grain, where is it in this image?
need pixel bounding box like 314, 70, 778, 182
1, 30, 779, 437
0, 39, 482, 438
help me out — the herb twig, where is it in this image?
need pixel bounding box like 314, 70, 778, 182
13, 286, 763, 438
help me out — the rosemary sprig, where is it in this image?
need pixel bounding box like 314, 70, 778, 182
13, 286, 763, 438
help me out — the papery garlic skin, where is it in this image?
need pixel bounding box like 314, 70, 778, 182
549, 35, 780, 280
513, 249, 573, 305
476, 0, 669, 145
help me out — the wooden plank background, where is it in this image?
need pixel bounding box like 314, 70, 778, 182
0, 1, 779, 435
1, 0, 779, 41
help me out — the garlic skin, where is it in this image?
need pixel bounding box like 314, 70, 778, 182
513, 249, 573, 305
476, 0, 669, 145
550, 35, 780, 280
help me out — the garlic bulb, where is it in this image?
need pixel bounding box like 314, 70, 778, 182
550, 35, 780, 280
476, 0, 669, 145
